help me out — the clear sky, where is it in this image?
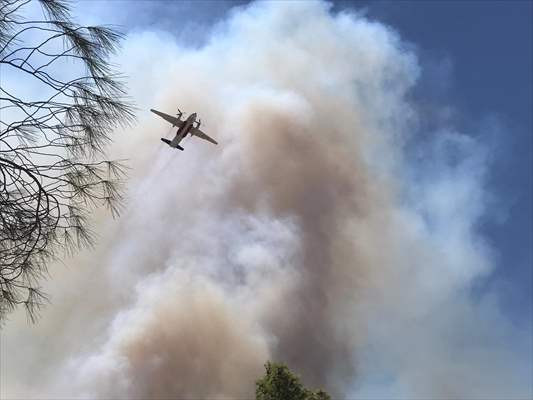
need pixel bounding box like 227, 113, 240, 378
341, 0, 532, 327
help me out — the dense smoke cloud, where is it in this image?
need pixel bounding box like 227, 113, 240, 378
2, 1, 530, 399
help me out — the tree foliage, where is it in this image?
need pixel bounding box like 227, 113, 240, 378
256, 362, 331, 400
0, 0, 134, 323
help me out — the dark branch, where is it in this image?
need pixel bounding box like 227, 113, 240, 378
0, 0, 135, 324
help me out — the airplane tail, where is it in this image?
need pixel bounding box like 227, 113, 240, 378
161, 138, 184, 151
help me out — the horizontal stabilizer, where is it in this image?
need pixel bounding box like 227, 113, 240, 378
161, 138, 184, 150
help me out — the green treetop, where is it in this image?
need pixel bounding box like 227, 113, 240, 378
256, 362, 331, 400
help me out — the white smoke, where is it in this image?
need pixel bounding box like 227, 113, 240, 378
1, 1, 530, 399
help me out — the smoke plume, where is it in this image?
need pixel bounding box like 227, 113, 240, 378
2, 1, 530, 399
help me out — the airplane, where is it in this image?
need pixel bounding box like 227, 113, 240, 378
150, 108, 218, 150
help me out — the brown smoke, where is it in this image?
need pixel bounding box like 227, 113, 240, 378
63, 3, 412, 391
74, 272, 269, 399
226, 100, 383, 390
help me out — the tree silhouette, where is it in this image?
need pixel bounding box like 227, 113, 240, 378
256, 362, 331, 400
0, 0, 134, 323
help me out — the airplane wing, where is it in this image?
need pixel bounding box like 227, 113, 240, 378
190, 127, 218, 145
150, 109, 185, 128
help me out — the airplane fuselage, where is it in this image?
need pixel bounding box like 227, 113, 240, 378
171, 113, 197, 147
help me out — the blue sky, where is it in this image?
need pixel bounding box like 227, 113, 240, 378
340, 0, 532, 328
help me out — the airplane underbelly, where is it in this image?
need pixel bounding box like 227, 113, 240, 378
171, 137, 181, 147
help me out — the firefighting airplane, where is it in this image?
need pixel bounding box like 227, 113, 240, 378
150, 108, 218, 150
